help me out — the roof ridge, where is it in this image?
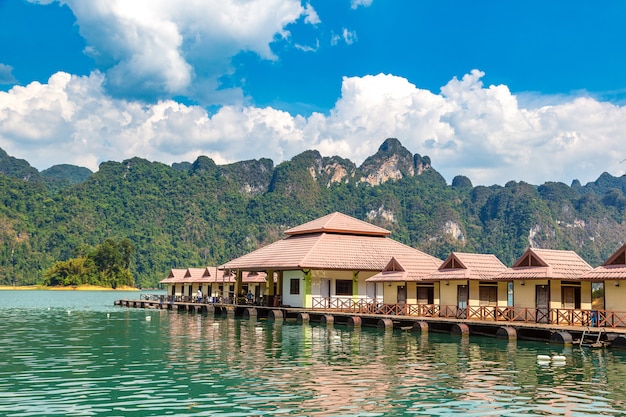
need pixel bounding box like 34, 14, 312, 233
298, 232, 325, 268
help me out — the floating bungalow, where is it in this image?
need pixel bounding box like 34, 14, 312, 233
579, 243, 626, 327
143, 212, 626, 332
160, 266, 270, 303
219, 212, 443, 309
493, 248, 593, 325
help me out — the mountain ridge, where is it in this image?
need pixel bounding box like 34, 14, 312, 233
0, 138, 625, 287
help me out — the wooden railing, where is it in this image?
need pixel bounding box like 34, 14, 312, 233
310, 297, 626, 328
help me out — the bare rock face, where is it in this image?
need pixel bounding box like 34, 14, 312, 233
312, 155, 357, 187
443, 220, 465, 241
219, 138, 434, 196
358, 138, 431, 186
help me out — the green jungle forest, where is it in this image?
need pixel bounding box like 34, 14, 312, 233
1, 138, 625, 288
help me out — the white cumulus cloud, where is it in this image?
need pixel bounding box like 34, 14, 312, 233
35, 0, 312, 104
1, 70, 625, 186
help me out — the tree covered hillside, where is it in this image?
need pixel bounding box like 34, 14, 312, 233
1, 138, 625, 288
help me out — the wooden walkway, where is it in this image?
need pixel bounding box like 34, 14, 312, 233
114, 298, 626, 348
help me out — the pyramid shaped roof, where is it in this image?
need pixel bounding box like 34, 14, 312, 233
494, 248, 592, 280
221, 212, 440, 272
285, 212, 391, 237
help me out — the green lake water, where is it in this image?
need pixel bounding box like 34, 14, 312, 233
1, 290, 626, 416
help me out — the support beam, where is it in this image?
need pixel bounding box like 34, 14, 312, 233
235, 269, 243, 303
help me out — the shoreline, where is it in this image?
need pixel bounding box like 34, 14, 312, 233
0, 285, 139, 291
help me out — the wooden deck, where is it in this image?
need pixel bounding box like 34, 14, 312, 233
114, 298, 626, 348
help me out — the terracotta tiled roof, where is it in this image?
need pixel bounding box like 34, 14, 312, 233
284, 212, 391, 237
429, 252, 507, 281
186, 267, 210, 281
221, 232, 442, 272
366, 255, 442, 282
580, 243, 626, 280
580, 265, 626, 280
160, 268, 187, 283
160, 267, 269, 284
494, 248, 592, 280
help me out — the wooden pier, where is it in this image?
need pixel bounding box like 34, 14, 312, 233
114, 298, 626, 347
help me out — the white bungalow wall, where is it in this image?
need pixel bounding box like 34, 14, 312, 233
281, 269, 380, 308
282, 270, 305, 307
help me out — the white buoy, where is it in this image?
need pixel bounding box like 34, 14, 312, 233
145, 316, 151, 321
537, 355, 551, 362
552, 355, 566, 362
106, 313, 110, 318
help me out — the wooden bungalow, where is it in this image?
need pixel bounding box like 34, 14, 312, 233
579, 243, 626, 325
364, 255, 445, 314
366, 252, 507, 317
493, 248, 593, 324
160, 268, 187, 299
219, 212, 442, 309
429, 252, 508, 319
160, 267, 269, 303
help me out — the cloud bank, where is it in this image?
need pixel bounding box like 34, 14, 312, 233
36, 0, 313, 104
1, 69, 624, 186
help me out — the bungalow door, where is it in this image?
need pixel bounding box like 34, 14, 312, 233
457, 285, 468, 319
397, 286, 406, 305
397, 285, 407, 314
536, 285, 550, 324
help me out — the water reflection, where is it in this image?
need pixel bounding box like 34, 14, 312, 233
2, 296, 626, 415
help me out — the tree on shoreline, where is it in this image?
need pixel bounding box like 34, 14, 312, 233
42, 238, 135, 288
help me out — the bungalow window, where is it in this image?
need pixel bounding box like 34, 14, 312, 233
479, 283, 498, 306
417, 285, 434, 304
591, 282, 604, 310
335, 279, 353, 296
290, 278, 300, 295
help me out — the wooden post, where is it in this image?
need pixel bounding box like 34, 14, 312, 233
277, 270, 284, 300
235, 269, 243, 304
266, 269, 275, 306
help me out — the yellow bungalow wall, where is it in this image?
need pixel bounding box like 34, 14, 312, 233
498, 282, 509, 306
512, 280, 544, 309
439, 281, 460, 306
605, 281, 626, 311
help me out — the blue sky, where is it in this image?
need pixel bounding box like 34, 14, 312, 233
1, 0, 626, 186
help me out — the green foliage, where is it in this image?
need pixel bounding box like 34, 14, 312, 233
1, 144, 626, 288
42, 238, 135, 288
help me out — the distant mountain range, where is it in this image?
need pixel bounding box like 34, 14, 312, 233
1, 138, 625, 287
